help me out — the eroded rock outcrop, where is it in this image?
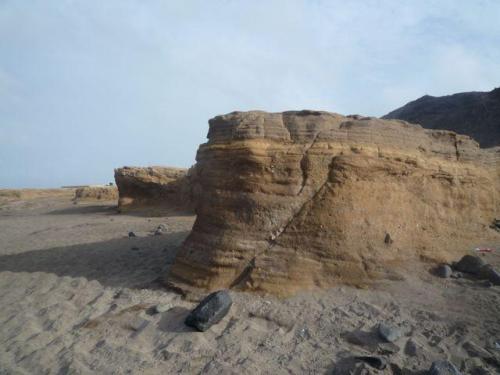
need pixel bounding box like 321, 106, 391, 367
168, 111, 500, 296
114, 166, 196, 213
73, 186, 118, 201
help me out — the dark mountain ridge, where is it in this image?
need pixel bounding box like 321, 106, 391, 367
383, 87, 500, 147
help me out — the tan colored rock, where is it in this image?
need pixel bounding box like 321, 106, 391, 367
168, 110, 500, 296
114, 166, 196, 213
73, 186, 118, 201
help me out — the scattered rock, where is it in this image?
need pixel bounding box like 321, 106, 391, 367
451, 271, 463, 279
155, 304, 170, 313
154, 228, 163, 236
454, 255, 486, 275
157, 223, 167, 231
463, 341, 493, 359
185, 290, 232, 332
429, 360, 462, 375
479, 265, 500, 285
384, 233, 393, 245
354, 356, 387, 370
389, 363, 404, 375
128, 318, 150, 338
378, 322, 402, 343
128, 231, 136, 238
436, 264, 452, 278
404, 339, 419, 356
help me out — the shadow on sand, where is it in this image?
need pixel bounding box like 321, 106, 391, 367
47, 204, 118, 215
0, 231, 190, 289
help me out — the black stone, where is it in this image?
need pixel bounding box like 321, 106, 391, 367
128, 231, 136, 237
453, 255, 486, 275
429, 360, 462, 375
185, 290, 232, 332
479, 264, 500, 285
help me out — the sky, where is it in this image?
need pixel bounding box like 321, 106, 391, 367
1, 1, 500, 188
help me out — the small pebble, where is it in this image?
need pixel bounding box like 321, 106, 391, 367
404, 339, 418, 356
384, 233, 393, 245
155, 304, 170, 313
436, 264, 452, 278
429, 360, 462, 375
128, 231, 136, 237
378, 322, 402, 343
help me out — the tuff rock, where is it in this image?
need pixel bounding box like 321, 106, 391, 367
167, 110, 500, 296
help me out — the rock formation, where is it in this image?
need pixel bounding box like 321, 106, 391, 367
167, 110, 500, 296
73, 186, 118, 201
383, 87, 500, 148
114, 166, 196, 213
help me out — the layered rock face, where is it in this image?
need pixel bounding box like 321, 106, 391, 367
168, 111, 500, 296
114, 166, 196, 213
383, 87, 500, 148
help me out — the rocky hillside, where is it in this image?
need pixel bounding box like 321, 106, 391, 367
383, 87, 500, 147
167, 111, 500, 296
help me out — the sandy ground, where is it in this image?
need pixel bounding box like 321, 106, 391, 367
0, 194, 499, 374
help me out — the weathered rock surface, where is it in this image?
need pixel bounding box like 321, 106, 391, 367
114, 166, 197, 213
168, 110, 500, 296
383, 87, 500, 148
73, 186, 118, 201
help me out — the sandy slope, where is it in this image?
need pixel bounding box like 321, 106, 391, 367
0, 195, 499, 374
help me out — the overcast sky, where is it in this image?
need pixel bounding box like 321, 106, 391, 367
1, 0, 500, 188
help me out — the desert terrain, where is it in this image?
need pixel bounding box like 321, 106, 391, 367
0, 191, 499, 374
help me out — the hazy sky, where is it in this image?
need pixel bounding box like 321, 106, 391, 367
1, 1, 500, 188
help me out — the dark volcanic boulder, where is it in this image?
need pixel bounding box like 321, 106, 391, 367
185, 290, 232, 332
453, 255, 486, 275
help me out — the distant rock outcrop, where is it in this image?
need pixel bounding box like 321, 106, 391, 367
383, 87, 500, 148
73, 186, 118, 201
167, 111, 500, 296
114, 166, 196, 213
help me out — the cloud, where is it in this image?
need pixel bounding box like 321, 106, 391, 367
0, 0, 500, 187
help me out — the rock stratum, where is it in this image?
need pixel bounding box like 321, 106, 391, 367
168, 111, 500, 296
383, 87, 500, 148
114, 166, 196, 213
